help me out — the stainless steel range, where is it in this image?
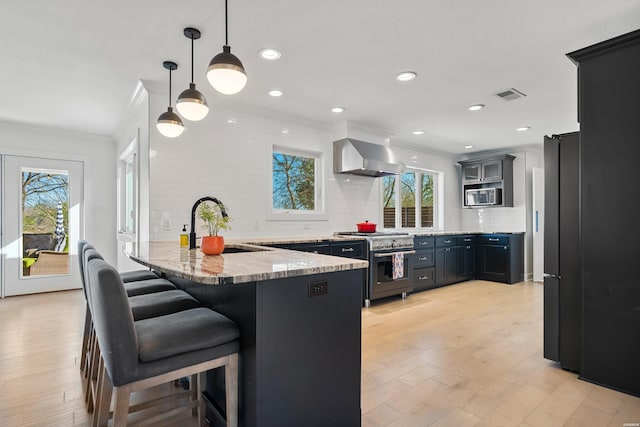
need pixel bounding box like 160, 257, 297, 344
335, 232, 415, 307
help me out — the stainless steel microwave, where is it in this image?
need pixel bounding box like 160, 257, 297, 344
465, 188, 502, 206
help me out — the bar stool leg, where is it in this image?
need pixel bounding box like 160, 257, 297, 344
225, 353, 239, 427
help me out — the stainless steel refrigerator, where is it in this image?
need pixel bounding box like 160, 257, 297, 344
543, 132, 581, 372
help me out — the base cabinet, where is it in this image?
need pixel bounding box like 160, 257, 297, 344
435, 247, 457, 285
411, 233, 523, 293
476, 234, 524, 284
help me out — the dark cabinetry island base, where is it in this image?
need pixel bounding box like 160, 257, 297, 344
167, 269, 363, 427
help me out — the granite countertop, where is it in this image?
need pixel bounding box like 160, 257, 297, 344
124, 241, 368, 285
410, 230, 525, 237
241, 235, 367, 245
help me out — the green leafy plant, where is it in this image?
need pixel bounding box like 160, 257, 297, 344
198, 202, 231, 236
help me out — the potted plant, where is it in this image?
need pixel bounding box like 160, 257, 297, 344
198, 202, 231, 255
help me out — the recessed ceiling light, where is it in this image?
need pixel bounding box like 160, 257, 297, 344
517, 126, 531, 132
468, 104, 485, 111
395, 71, 417, 82
268, 89, 283, 97
465, 145, 474, 149
258, 48, 282, 60
412, 130, 425, 135
331, 106, 345, 113
281, 128, 289, 134
227, 118, 236, 124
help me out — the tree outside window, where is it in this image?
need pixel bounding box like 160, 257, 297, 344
272, 150, 317, 211
382, 176, 396, 228
382, 169, 436, 229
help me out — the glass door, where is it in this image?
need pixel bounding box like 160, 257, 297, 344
2, 155, 83, 296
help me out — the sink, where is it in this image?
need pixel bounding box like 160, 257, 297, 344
222, 245, 270, 254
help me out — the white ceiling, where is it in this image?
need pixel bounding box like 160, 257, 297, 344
2, 0, 640, 154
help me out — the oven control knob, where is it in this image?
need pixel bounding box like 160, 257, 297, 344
391, 241, 397, 248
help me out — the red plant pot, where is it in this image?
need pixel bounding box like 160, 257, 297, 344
201, 236, 225, 255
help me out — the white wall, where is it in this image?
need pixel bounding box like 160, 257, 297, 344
145, 88, 461, 240
0, 120, 117, 266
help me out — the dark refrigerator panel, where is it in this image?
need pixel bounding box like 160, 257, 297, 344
543, 276, 560, 361
543, 133, 581, 372
558, 133, 581, 372
543, 136, 560, 277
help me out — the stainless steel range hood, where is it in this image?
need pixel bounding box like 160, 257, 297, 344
333, 138, 405, 177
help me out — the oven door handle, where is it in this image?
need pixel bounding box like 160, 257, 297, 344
373, 250, 416, 258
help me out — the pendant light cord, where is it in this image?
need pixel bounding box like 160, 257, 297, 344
225, 0, 229, 46
191, 37, 195, 83
169, 68, 173, 107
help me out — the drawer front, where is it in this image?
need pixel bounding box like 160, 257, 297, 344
414, 236, 435, 249
414, 250, 434, 268
331, 242, 364, 259
291, 243, 331, 255
480, 234, 510, 246
456, 235, 477, 245
435, 236, 456, 247
412, 267, 435, 288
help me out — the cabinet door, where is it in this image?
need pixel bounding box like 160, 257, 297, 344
462, 162, 482, 183
478, 245, 510, 282
482, 160, 503, 181
436, 246, 458, 285
458, 245, 476, 279
435, 248, 446, 284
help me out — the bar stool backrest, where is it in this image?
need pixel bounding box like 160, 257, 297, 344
77, 240, 88, 297
87, 257, 139, 386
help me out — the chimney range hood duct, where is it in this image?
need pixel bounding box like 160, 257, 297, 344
333, 138, 405, 177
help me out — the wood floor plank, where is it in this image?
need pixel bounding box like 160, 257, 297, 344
1, 281, 638, 426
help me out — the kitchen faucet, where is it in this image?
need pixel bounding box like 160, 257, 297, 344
189, 196, 228, 249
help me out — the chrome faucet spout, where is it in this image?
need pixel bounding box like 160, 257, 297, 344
189, 196, 228, 249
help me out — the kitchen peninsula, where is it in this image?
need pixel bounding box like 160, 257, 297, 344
125, 240, 367, 427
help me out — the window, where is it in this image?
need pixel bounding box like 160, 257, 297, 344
382, 169, 437, 229
118, 140, 137, 235
270, 146, 324, 219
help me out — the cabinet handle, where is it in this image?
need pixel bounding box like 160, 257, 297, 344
466, 246, 471, 249
488, 238, 499, 242
444, 239, 452, 243
418, 241, 429, 246
418, 275, 430, 280
418, 256, 428, 261
341, 247, 355, 252
445, 248, 451, 252
464, 238, 472, 242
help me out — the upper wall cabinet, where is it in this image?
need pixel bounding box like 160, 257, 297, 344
458, 154, 515, 208
461, 158, 505, 183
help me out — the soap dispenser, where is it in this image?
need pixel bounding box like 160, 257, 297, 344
180, 224, 189, 248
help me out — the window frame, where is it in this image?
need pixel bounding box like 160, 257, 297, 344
381, 167, 440, 230
117, 139, 138, 238
267, 145, 326, 221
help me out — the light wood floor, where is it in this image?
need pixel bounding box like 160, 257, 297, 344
0, 281, 638, 426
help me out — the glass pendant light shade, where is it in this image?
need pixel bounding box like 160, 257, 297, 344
176, 83, 209, 121
207, 46, 247, 95
207, 0, 247, 95
156, 61, 185, 138
177, 28, 209, 121
157, 106, 185, 138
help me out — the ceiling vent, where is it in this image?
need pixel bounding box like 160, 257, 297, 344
495, 88, 527, 101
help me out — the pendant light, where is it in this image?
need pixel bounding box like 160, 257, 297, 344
176, 28, 209, 121
156, 61, 185, 138
206, 0, 247, 95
